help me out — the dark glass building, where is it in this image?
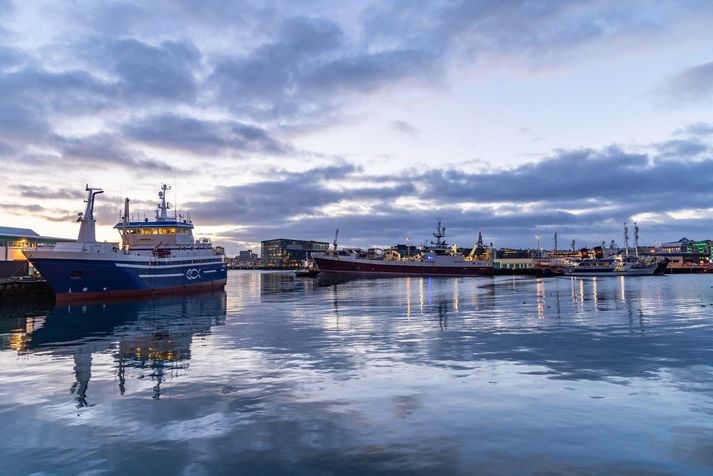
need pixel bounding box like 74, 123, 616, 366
260, 239, 330, 267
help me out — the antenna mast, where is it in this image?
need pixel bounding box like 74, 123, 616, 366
554, 231, 558, 252
157, 184, 171, 220
432, 220, 446, 247
624, 223, 630, 258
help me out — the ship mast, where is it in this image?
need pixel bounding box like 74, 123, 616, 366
157, 184, 171, 220
432, 220, 446, 247
624, 223, 630, 258
77, 185, 104, 243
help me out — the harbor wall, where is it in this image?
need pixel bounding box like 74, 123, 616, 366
0, 261, 29, 279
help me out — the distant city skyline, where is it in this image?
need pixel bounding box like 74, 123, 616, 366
1, 1, 712, 254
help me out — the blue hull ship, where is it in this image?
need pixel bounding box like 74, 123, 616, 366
25, 185, 227, 301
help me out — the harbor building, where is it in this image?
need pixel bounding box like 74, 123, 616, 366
261, 239, 329, 267
238, 250, 258, 263
493, 249, 536, 271
659, 238, 712, 258
656, 238, 712, 266
0, 226, 73, 278
227, 250, 260, 269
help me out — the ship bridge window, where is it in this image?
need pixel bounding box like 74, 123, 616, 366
127, 227, 188, 235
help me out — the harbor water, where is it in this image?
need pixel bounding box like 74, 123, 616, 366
1, 272, 712, 475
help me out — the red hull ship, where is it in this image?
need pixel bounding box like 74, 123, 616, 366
313, 222, 493, 277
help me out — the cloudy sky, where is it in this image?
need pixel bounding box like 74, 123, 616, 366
1, 0, 712, 254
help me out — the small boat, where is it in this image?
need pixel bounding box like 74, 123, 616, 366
294, 258, 319, 277
564, 222, 667, 277
564, 255, 666, 276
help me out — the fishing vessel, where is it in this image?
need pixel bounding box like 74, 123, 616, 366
24, 185, 227, 301
312, 221, 493, 277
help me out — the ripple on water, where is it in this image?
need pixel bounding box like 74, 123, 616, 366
0, 272, 712, 475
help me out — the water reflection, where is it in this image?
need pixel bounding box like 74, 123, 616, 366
309, 274, 713, 382
1, 292, 226, 406
0, 273, 712, 475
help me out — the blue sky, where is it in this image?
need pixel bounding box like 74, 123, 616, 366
1, 0, 712, 254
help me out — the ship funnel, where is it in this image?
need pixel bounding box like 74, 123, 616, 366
77, 185, 104, 243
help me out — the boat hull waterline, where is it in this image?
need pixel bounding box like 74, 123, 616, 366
26, 255, 227, 301
313, 255, 493, 277
563, 261, 666, 277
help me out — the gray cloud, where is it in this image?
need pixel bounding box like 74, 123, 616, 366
1, 0, 709, 172
655, 60, 713, 105
50, 133, 178, 172
189, 138, 713, 250
656, 139, 708, 158
360, 1, 698, 68
209, 17, 345, 117
122, 113, 291, 156
0, 203, 76, 223
10, 185, 85, 200
186, 163, 417, 225
210, 15, 442, 123
96, 38, 201, 102
420, 144, 713, 204
390, 120, 419, 136
0, 141, 13, 155
1, 1, 713, 251
676, 122, 713, 137
0, 0, 13, 34
0, 45, 24, 69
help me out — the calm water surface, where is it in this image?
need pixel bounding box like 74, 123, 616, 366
1, 272, 712, 475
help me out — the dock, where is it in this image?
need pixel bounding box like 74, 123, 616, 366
0, 278, 55, 304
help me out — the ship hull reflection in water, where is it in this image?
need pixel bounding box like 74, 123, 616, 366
1, 272, 713, 475
1, 291, 226, 405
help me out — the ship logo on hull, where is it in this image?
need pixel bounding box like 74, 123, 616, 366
186, 268, 201, 280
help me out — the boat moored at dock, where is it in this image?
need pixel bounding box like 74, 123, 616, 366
564, 255, 666, 276
24, 185, 227, 301
563, 223, 666, 277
